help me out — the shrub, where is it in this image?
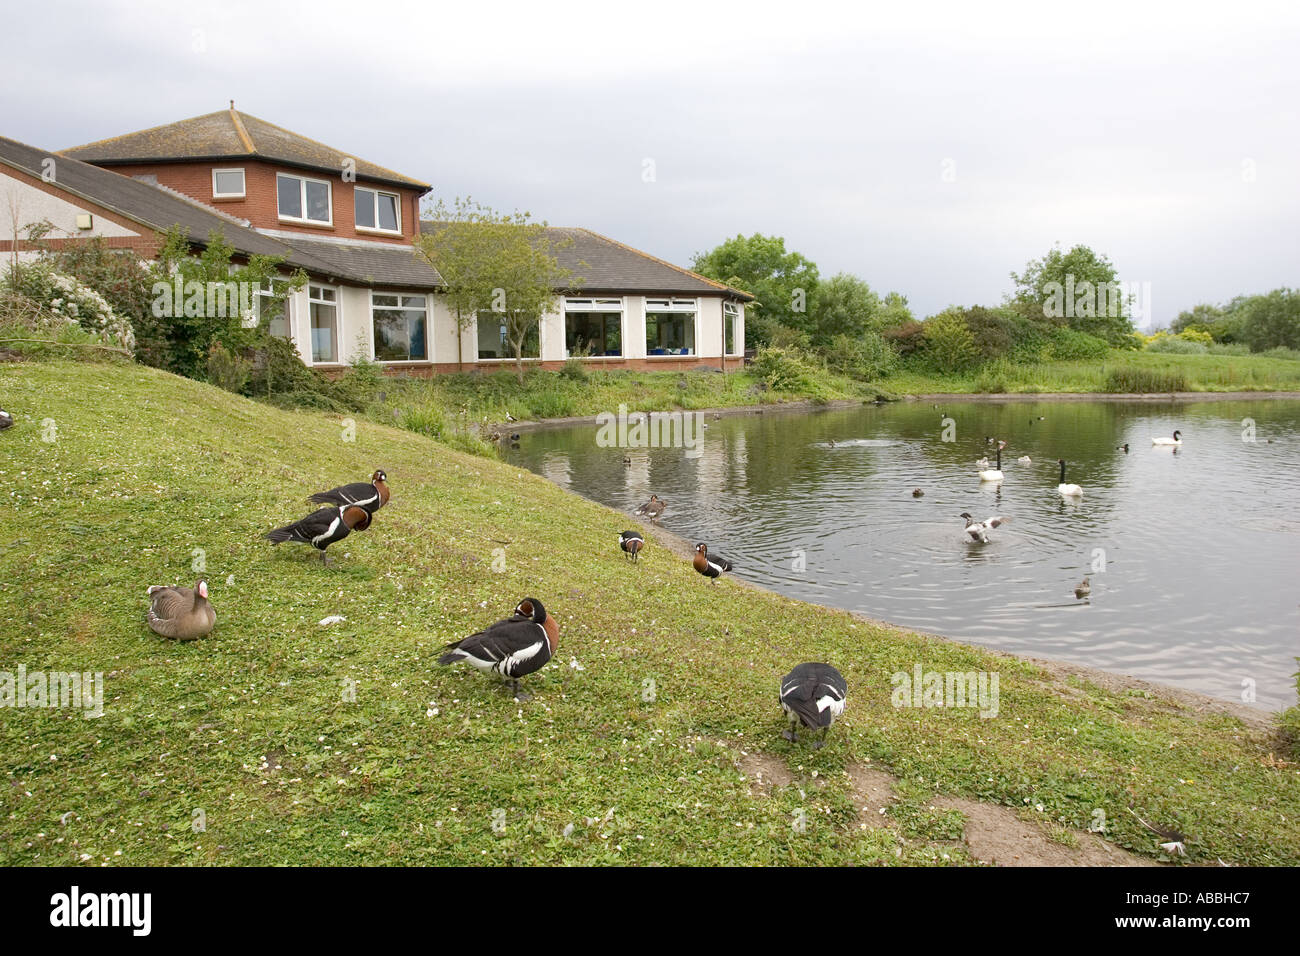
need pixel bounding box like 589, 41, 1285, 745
1146, 335, 1208, 355
922, 312, 978, 372
751, 345, 822, 393
882, 320, 926, 357
1048, 327, 1109, 360
973, 359, 1014, 393
1104, 366, 1189, 393
559, 357, 589, 382
5, 262, 136, 352
206, 342, 250, 393
824, 332, 897, 380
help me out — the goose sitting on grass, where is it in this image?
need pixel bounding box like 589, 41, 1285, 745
1152, 430, 1183, 446
146, 579, 216, 641
960, 512, 1008, 543
978, 441, 1006, 482
1056, 459, 1083, 497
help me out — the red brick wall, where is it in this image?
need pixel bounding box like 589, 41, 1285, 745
98, 160, 421, 244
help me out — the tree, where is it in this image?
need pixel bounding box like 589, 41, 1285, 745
808, 273, 881, 348
1010, 244, 1134, 345
691, 234, 819, 348
416, 199, 580, 381
1239, 288, 1300, 352
922, 310, 978, 373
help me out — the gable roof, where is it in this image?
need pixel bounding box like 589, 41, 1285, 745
0, 135, 436, 285
62, 106, 430, 192
420, 222, 753, 299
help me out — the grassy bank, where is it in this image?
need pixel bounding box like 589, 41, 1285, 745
1, 360, 1297, 866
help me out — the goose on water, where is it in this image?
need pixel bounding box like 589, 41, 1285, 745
1056, 459, 1083, 497
978, 441, 1006, 482
1074, 576, 1091, 600
1152, 430, 1182, 446
960, 512, 1008, 543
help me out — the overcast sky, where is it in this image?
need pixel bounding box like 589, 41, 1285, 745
4, 0, 1297, 326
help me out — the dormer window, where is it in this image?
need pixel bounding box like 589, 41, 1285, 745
212, 168, 245, 199
277, 172, 332, 225
355, 187, 400, 233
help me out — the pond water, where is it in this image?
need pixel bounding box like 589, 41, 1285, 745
504, 398, 1300, 710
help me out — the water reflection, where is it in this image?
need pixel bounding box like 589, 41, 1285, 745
507, 399, 1300, 709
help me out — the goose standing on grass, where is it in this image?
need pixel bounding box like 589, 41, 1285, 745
634, 494, 665, 522
265, 504, 371, 565
779, 662, 847, 749
1056, 459, 1083, 497
437, 597, 558, 700
619, 530, 644, 562
693, 543, 733, 583
0, 409, 13, 430
309, 470, 389, 516
978, 441, 1006, 482
960, 512, 1009, 543
146, 579, 216, 640
1152, 430, 1183, 446
1074, 576, 1091, 600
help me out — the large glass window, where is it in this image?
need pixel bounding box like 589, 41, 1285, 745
372, 293, 427, 361
355, 187, 400, 233
564, 298, 622, 356
645, 298, 696, 355
477, 312, 539, 360
277, 173, 332, 224
255, 278, 293, 339
309, 285, 338, 363
724, 301, 740, 355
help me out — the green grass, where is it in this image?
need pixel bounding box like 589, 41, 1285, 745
880, 350, 1300, 395
1, 360, 1298, 866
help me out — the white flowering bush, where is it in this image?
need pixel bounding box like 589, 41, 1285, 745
7, 263, 136, 353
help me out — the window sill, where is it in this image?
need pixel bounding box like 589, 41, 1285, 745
278, 217, 335, 230
357, 226, 403, 238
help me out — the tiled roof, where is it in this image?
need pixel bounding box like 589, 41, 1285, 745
275, 235, 443, 290
420, 222, 753, 299
62, 107, 430, 191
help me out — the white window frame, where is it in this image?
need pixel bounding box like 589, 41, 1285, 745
370, 292, 429, 363
475, 310, 544, 362
277, 172, 334, 226
724, 301, 741, 356
308, 283, 340, 364
212, 167, 246, 199
645, 297, 699, 356
354, 186, 402, 235
562, 297, 624, 358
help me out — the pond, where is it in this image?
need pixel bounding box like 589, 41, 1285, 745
503, 398, 1300, 710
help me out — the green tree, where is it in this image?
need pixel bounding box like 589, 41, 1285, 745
691, 234, 819, 348
1010, 244, 1134, 345
922, 310, 978, 373
417, 198, 581, 382
1239, 288, 1300, 352
808, 273, 881, 348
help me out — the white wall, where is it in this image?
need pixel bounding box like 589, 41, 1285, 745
0, 170, 141, 240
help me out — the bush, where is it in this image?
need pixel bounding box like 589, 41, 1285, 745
1048, 327, 1110, 360
922, 312, 978, 373
1145, 334, 1207, 354
5, 262, 136, 352
206, 342, 250, 393
1104, 366, 1189, 393
559, 357, 589, 382
973, 359, 1014, 393
824, 332, 897, 380
751, 345, 821, 393
882, 320, 926, 357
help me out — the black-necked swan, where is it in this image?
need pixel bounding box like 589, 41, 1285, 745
1152, 429, 1182, 446
960, 512, 1008, 543
1056, 459, 1083, 497
978, 441, 1006, 482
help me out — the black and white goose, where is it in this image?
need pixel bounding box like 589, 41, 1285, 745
308, 469, 389, 516
619, 530, 644, 561
438, 597, 559, 699
960, 512, 1008, 543
779, 662, 848, 748
265, 504, 371, 564
0, 409, 13, 430
693, 543, 732, 582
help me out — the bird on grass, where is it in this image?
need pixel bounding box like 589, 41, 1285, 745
146, 579, 216, 640
779, 662, 847, 749
960, 512, 1008, 543
693, 543, 733, 583
308, 469, 389, 516
1128, 807, 1188, 857
1074, 576, 1091, 600
265, 504, 371, 565
0, 409, 13, 430
438, 597, 558, 700
619, 530, 644, 562
635, 494, 665, 522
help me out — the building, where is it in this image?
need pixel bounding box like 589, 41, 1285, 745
1, 105, 750, 374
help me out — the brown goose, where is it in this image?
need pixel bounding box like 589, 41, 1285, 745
146, 579, 216, 641
634, 494, 665, 522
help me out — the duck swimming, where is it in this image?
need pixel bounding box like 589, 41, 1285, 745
960, 512, 1008, 543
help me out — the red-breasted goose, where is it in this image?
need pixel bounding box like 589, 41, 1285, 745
693, 543, 732, 583
634, 495, 665, 521
0, 410, 13, 430
265, 504, 371, 564
960, 512, 1008, 543
438, 597, 559, 699
308, 470, 390, 515
146, 579, 216, 641
619, 530, 644, 561
780, 662, 847, 748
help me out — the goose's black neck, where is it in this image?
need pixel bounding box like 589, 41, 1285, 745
1059, 460, 1066, 483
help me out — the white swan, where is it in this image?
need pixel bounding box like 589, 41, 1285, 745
1056, 459, 1083, 497
960, 512, 1008, 543
976, 457, 990, 470
978, 441, 1006, 482
1152, 429, 1182, 446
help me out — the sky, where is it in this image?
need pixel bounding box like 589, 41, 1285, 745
3, 0, 1297, 328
